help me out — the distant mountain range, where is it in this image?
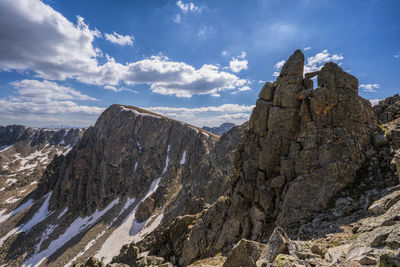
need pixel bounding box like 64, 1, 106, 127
202, 122, 236, 135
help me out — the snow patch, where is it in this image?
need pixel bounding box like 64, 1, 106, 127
65, 230, 106, 267
120, 106, 161, 119
23, 198, 119, 267
136, 140, 142, 155
162, 145, 170, 174
190, 126, 199, 133
21, 193, 53, 232
95, 178, 162, 264
35, 224, 56, 253
30, 181, 38, 185
0, 199, 34, 223
180, 150, 186, 165
0, 145, 12, 152
6, 178, 17, 186
5, 196, 20, 204
57, 208, 68, 219
134, 162, 138, 172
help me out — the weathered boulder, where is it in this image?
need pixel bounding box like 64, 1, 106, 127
257, 227, 291, 265
223, 239, 267, 267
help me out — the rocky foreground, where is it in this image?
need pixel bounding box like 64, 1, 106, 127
1, 50, 400, 267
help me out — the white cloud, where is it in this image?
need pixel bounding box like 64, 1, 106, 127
176, 1, 199, 13
394, 52, 400, 58
238, 51, 246, 59
0, 0, 249, 98
238, 86, 251, 91
11, 80, 97, 101
104, 32, 134, 46
369, 99, 382, 106
221, 50, 229, 56
104, 85, 139, 94
304, 49, 344, 73
174, 14, 182, 23
229, 52, 248, 73
124, 56, 249, 97
304, 47, 312, 51
359, 83, 380, 93
0, 0, 101, 81
274, 60, 285, 70
144, 104, 255, 127
198, 25, 213, 36
272, 49, 344, 77
0, 80, 104, 127
258, 80, 266, 84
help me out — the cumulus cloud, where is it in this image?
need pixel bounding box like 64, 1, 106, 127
369, 99, 382, 106
123, 56, 248, 97
176, 1, 199, 13
360, 83, 380, 93
0, 0, 101, 81
0, 0, 249, 98
144, 104, 255, 127
0, 79, 104, 127
221, 50, 229, 56
304, 49, 344, 73
104, 32, 134, 46
11, 80, 97, 101
272, 49, 344, 77
229, 52, 248, 73
274, 60, 285, 70
304, 47, 312, 51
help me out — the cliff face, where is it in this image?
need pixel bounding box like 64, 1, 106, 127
36, 104, 220, 216
175, 50, 378, 265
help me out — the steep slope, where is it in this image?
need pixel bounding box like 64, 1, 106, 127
0, 126, 83, 216
0, 104, 244, 266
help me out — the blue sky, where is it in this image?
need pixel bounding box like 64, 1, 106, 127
0, 0, 399, 127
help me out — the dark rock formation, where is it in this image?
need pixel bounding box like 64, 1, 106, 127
202, 123, 236, 136
35, 104, 218, 216
373, 94, 400, 123
0, 125, 83, 148
175, 49, 377, 265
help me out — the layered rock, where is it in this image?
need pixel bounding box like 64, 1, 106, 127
35, 104, 219, 216
174, 50, 377, 265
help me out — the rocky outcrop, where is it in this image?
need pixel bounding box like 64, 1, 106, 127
202, 123, 236, 135
373, 94, 400, 123
173, 50, 377, 265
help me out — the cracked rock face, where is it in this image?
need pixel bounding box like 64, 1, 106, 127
35, 104, 218, 216
177, 50, 377, 265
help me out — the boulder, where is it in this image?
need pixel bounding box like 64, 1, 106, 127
257, 227, 291, 265
223, 239, 267, 267
304, 71, 319, 79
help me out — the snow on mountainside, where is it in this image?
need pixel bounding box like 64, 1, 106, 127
0, 105, 244, 266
